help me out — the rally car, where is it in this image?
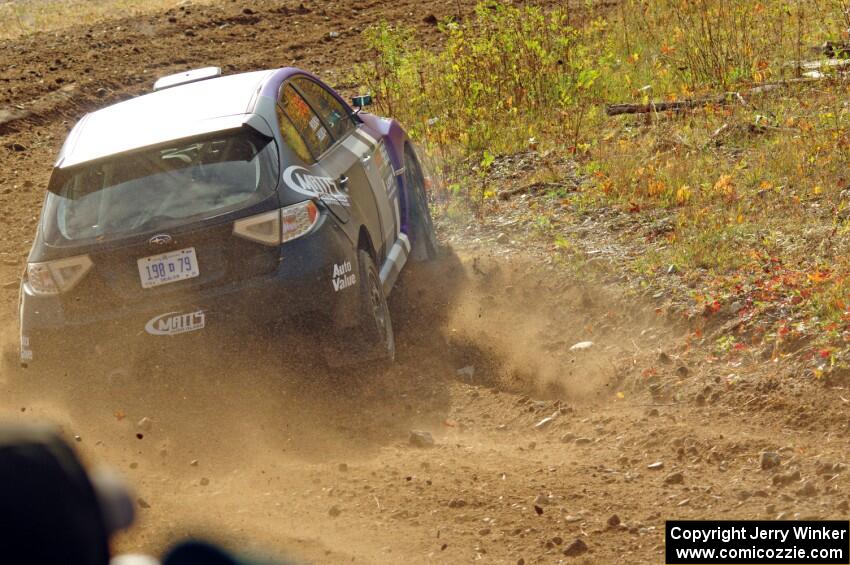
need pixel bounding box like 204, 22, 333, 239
19, 66, 437, 367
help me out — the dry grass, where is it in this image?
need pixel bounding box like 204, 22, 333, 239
0, 0, 213, 40
359, 0, 850, 371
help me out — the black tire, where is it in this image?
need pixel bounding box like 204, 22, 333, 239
404, 145, 438, 261
323, 249, 395, 367
356, 249, 395, 362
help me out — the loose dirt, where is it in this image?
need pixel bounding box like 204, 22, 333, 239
1, 1, 849, 564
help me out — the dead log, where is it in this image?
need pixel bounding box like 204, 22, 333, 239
605, 95, 728, 116
606, 75, 834, 117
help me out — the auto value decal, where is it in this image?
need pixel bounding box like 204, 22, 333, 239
283, 165, 350, 206
332, 261, 356, 292
145, 310, 206, 336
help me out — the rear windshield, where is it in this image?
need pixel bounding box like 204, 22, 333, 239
44, 130, 278, 243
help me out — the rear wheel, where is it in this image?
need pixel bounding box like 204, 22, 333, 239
357, 249, 395, 362
404, 145, 438, 261
323, 249, 395, 367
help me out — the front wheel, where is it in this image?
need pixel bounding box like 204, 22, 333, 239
404, 145, 438, 261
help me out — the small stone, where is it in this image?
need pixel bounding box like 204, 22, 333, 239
328, 31, 340, 39
329, 505, 341, 517
137, 417, 152, 431
409, 430, 435, 448
574, 437, 592, 445
607, 514, 621, 528
74, 435, 82, 442
761, 451, 782, 470
664, 472, 684, 485
534, 414, 557, 431
448, 498, 466, 508
338, 463, 349, 472
190, 459, 199, 467
569, 341, 593, 352
560, 433, 576, 443
533, 504, 543, 515
562, 538, 588, 557
796, 481, 818, 497
533, 494, 551, 506
676, 366, 690, 378
200, 477, 209, 486
496, 232, 510, 244
647, 461, 664, 470
478, 527, 491, 536
772, 469, 801, 487
129, 462, 138, 469
136, 498, 150, 509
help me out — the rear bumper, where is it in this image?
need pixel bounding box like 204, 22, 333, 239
19, 216, 362, 365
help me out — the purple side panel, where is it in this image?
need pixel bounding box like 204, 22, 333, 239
359, 113, 411, 236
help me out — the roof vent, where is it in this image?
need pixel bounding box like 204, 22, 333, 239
153, 66, 222, 91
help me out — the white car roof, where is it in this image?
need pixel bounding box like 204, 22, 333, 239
57, 70, 274, 168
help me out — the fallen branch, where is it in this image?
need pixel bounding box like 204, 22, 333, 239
605, 76, 836, 116
605, 94, 729, 116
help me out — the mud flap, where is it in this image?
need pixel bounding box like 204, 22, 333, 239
378, 233, 410, 296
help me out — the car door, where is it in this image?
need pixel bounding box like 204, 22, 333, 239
287, 77, 394, 260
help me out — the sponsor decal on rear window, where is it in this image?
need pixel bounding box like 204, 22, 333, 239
145, 310, 206, 336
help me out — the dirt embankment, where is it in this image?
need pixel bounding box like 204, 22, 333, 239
1, 2, 850, 564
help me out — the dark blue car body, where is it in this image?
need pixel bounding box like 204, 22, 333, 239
19, 67, 435, 366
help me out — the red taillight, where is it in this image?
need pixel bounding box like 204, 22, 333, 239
26, 255, 93, 295
233, 201, 320, 246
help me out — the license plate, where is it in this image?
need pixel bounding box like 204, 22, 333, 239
137, 247, 199, 289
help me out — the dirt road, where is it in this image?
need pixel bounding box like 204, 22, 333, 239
2, 1, 850, 563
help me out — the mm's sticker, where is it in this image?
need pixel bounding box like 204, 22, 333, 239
332, 261, 356, 292
283, 165, 349, 205
145, 310, 205, 336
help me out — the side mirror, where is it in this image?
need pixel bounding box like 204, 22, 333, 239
351, 95, 373, 113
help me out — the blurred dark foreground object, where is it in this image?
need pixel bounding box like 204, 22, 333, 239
0, 424, 133, 565
0, 424, 296, 565
164, 541, 295, 565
